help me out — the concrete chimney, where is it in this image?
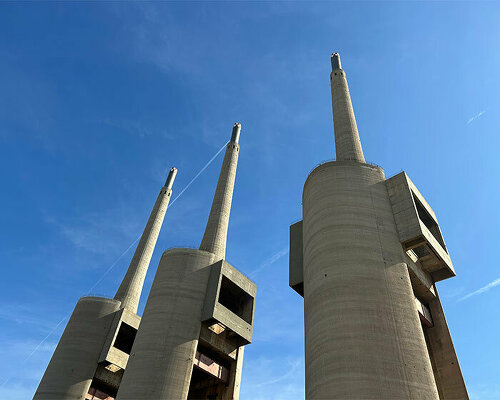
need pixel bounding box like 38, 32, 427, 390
330, 52, 365, 162
199, 123, 241, 260
288, 54, 467, 399
114, 167, 177, 313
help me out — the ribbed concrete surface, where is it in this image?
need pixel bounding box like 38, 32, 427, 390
330, 69, 365, 163
114, 185, 173, 313
116, 249, 216, 400
200, 142, 239, 261
34, 297, 121, 400
302, 161, 438, 399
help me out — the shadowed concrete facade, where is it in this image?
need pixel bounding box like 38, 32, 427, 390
116, 123, 256, 400
34, 168, 177, 400
289, 54, 468, 399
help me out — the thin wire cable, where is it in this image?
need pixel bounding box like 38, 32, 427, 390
2, 140, 229, 388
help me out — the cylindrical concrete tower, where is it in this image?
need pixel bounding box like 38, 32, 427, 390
114, 167, 177, 313
289, 54, 455, 399
34, 169, 177, 400
33, 297, 121, 400
116, 124, 255, 400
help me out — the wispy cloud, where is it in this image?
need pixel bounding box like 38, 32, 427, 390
458, 277, 500, 302
255, 358, 302, 387
240, 356, 304, 400
44, 206, 143, 259
249, 247, 289, 278
467, 110, 486, 125
0, 304, 60, 333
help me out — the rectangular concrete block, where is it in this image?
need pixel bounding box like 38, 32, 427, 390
289, 220, 304, 297
385, 172, 455, 282
202, 260, 256, 345
98, 308, 140, 371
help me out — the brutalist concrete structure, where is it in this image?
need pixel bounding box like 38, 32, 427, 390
116, 123, 256, 400
289, 53, 468, 399
34, 168, 177, 400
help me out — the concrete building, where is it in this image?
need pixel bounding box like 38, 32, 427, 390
116, 123, 256, 400
289, 53, 468, 399
34, 168, 178, 400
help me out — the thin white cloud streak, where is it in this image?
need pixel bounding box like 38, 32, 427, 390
249, 247, 289, 278
467, 110, 486, 125
458, 277, 500, 302
240, 356, 304, 400
255, 358, 302, 387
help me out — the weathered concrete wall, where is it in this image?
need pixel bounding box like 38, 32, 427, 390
425, 288, 469, 399
34, 297, 121, 400
302, 161, 438, 399
199, 141, 240, 261
114, 184, 173, 313
115, 248, 216, 400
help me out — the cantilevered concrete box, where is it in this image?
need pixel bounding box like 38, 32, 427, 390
98, 308, 140, 371
386, 172, 455, 282
202, 260, 256, 345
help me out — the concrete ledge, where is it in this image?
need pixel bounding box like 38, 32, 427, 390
304, 160, 384, 193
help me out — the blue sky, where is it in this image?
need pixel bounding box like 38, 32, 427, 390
1, 2, 499, 399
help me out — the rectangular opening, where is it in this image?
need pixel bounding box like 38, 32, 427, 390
113, 322, 136, 355
414, 297, 433, 327
86, 378, 117, 400
412, 245, 430, 259
412, 192, 447, 251
218, 276, 254, 324
187, 343, 230, 400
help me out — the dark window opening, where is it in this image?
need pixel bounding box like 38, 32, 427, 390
413, 245, 430, 259
187, 367, 224, 400
412, 192, 447, 251
217, 276, 254, 324
86, 377, 117, 400
113, 322, 136, 355
187, 342, 229, 400
197, 342, 231, 370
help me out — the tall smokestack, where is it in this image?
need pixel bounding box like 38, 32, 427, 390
330, 53, 365, 162
199, 123, 241, 260
114, 167, 177, 313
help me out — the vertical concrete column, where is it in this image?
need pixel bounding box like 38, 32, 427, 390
330, 53, 365, 162
424, 288, 469, 399
115, 249, 216, 400
34, 297, 121, 400
302, 162, 438, 399
200, 123, 241, 261
114, 167, 177, 313
222, 346, 245, 400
